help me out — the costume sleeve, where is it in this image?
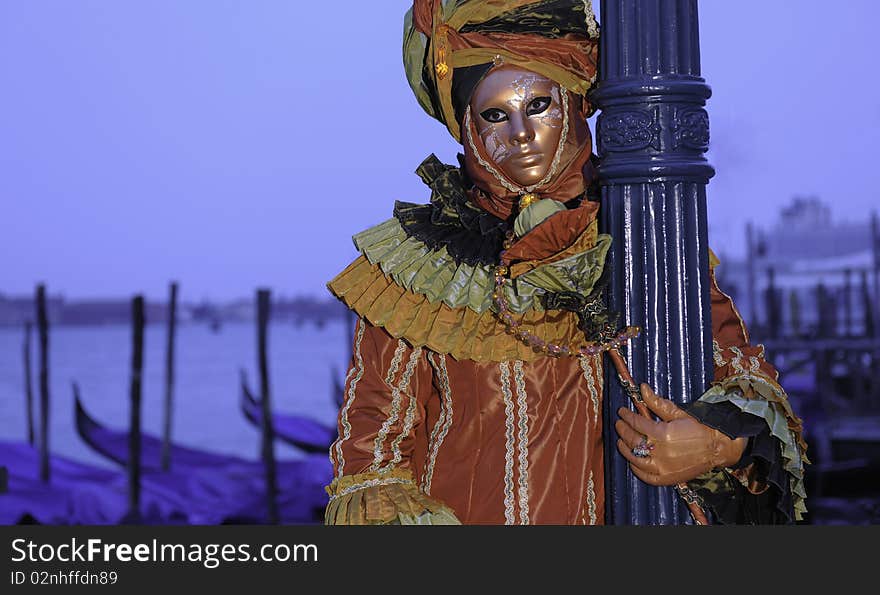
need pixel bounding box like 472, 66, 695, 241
324, 317, 460, 525
683, 250, 809, 523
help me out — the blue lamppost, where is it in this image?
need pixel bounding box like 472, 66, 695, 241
593, 0, 714, 525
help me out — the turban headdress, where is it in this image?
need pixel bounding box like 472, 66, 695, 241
403, 0, 600, 142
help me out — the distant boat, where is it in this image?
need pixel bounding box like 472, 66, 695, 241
238, 371, 336, 455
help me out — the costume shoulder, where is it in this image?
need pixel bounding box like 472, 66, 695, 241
326, 155, 610, 362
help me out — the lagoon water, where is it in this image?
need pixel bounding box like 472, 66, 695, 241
0, 320, 350, 469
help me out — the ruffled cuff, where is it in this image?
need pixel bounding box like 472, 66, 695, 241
684, 402, 796, 524
683, 374, 809, 523
324, 469, 461, 526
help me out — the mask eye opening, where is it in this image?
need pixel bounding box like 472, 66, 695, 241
480, 108, 509, 124
525, 96, 552, 117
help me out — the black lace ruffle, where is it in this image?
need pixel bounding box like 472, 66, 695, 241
393, 154, 510, 267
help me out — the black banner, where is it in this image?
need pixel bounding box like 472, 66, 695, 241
0, 525, 870, 589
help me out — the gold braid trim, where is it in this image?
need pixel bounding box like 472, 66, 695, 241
327, 256, 584, 362
324, 469, 460, 526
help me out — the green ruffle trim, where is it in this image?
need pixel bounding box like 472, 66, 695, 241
697, 385, 808, 521
354, 218, 496, 312
352, 217, 610, 315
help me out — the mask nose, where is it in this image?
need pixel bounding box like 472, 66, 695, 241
509, 114, 535, 146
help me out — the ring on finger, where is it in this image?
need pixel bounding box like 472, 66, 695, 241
631, 437, 654, 458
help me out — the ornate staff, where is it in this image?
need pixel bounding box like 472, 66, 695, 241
540, 285, 710, 525
606, 347, 709, 525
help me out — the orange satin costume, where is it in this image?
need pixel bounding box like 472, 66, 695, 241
322, 0, 807, 525
324, 207, 807, 524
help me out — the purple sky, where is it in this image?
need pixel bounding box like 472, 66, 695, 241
1, 1, 877, 301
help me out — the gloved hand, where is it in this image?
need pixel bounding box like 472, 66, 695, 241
614, 383, 747, 486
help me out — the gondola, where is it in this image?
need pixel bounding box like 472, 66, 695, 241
238, 371, 336, 455
71, 385, 332, 524
74, 385, 232, 472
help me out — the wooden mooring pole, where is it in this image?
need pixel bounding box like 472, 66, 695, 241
867, 214, 880, 402
128, 296, 145, 518
765, 267, 779, 339
861, 270, 874, 337
746, 222, 757, 324
36, 284, 50, 483
872, 211, 879, 336
23, 320, 35, 446
257, 289, 279, 524
161, 282, 178, 472
843, 269, 853, 337
789, 291, 802, 338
